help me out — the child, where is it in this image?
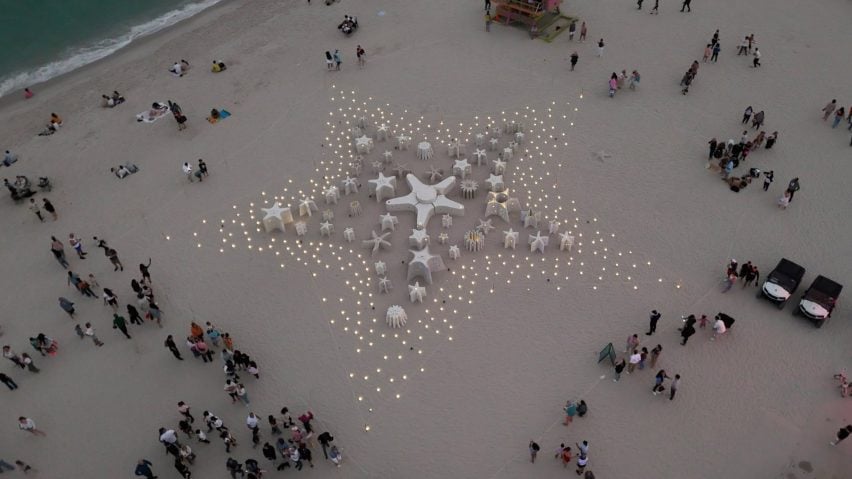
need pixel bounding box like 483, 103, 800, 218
698, 314, 709, 329
778, 191, 790, 209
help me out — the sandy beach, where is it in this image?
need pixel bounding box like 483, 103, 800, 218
2, 0, 852, 477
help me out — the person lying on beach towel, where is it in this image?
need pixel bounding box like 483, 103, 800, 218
102, 91, 125, 108
136, 102, 170, 122
38, 123, 57, 136
169, 59, 190, 77
212, 60, 227, 72
207, 108, 231, 123
110, 163, 139, 179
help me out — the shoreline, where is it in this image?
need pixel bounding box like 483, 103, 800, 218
0, 0, 237, 112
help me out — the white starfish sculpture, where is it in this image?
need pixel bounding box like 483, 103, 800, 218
260, 202, 293, 233
408, 228, 430, 249
453, 158, 472, 179
382, 150, 393, 163
320, 221, 334, 237
355, 135, 374, 154
378, 276, 392, 294
341, 176, 359, 195
368, 173, 397, 203
476, 218, 495, 236
408, 281, 427, 303
503, 228, 519, 249
426, 165, 443, 182
298, 197, 318, 217
363, 230, 392, 256
407, 246, 446, 284
385, 174, 464, 229
485, 174, 504, 191
448, 245, 461, 260
559, 232, 575, 252
380, 213, 399, 232
548, 219, 560, 235
374, 261, 387, 276
529, 231, 549, 254
492, 158, 507, 175
473, 148, 487, 166
377, 123, 390, 141
343, 227, 355, 243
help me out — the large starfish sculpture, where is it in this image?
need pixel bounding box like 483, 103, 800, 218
385, 174, 464, 229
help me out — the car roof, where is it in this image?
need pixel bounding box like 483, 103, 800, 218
809, 275, 843, 297
773, 258, 806, 278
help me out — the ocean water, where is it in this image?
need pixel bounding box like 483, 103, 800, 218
0, 0, 225, 98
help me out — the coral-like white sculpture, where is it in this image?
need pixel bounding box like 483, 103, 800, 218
559, 232, 575, 252
473, 148, 487, 166
448, 245, 461, 260
378, 276, 392, 294
464, 230, 485, 252
460, 179, 478, 199
342, 176, 359, 195
295, 221, 308, 236
407, 246, 445, 284
548, 219, 560, 235
382, 150, 393, 164
438, 232, 449, 244
474, 133, 485, 147
489, 138, 499, 151
363, 230, 391, 256
502, 147, 513, 161
528, 231, 549, 253
368, 173, 397, 203
320, 221, 334, 237
377, 123, 390, 141
386, 305, 407, 328
374, 261, 387, 276
476, 218, 495, 236
485, 174, 504, 192
448, 139, 464, 158
442, 214, 453, 229
261, 202, 294, 233
453, 158, 472, 179
417, 141, 433, 161
408, 281, 427, 303
396, 135, 411, 150
408, 229, 430, 249
343, 227, 355, 243
355, 135, 374, 154
385, 174, 464, 229
322, 209, 334, 222
324, 186, 340, 205
380, 213, 398, 232
299, 197, 318, 217
503, 228, 519, 249
349, 201, 363, 216
350, 126, 363, 139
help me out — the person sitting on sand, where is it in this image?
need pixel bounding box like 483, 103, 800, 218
726, 175, 750, 192
169, 59, 190, 77
210, 109, 221, 120
102, 92, 125, 108
112, 165, 131, 179
38, 123, 57, 136
212, 60, 227, 72
24, 88, 33, 99
149, 102, 168, 116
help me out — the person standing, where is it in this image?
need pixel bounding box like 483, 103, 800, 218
84, 322, 104, 346
134, 459, 157, 479
652, 369, 669, 394
702, 44, 711, 62
164, 335, 183, 360
21, 353, 40, 373
650, 0, 659, 14
832, 107, 846, 129
50, 236, 69, 268
637, 0, 643, 9
102, 288, 119, 311
711, 41, 721, 62
627, 349, 641, 373
182, 162, 194, 182
529, 440, 540, 463
173, 457, 191, 479
127, 304, 144, 325
579, 22, 587, 42
765, 131, 778, 149
742, 106, 753, 124
722, 270, 737, 292
570, 52, 578, 71
669, 374, 681, 400
42, 198, 57, 220
680, 0, 691, 12
28, 199, 43, 222
74, 324, 85, 339
822, 99, 837, 121
318, 431, 334, 459
18, 417, 46, 436
563, 400, 577, 425
830, 425, 852, 446
568, 21, 576, 40
68, 233, 87, 259
680, 316, 696, 345
625, 333, 640, 353
484, 0, 491, 11
107, 248, 124, 271
646, 310, 661, 335
649, 344, 662, 368
333, 49, 342, 70
113, 314, 132, 339
743, 266, 759, 287
356, 45, 366, 68
613, 357, 626, 381
752, 48, 761, 67
0, 373, 18, 390
762, 170, 774, 191
485, 13, 492, 32
597, 38, 604, 57
237, 383, 250, 404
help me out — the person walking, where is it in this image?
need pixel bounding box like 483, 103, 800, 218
58, 297, 75, 317
529, 440, 540, 463
113, 314, 132, 339
485, 13, 492, 32
182, 162, 194, 182
568, 20, 576, 40
742, 106, 753, 124
237, 383, 250, 404
711, 41, 721, 62
570, 52, 578, 71
762, 170, 774, 191
625, 333, 640, 353
681, 318, 696, 345
0, 460, 14, 473
752, 48, 761, 67
669, 374, 681, 400
106, 247, 124, 271
830, 425, 852, 446
74, 323, 85, 339
333, 49, 342, 70
712, 316, 727, 340
650, 344, 662, 368
28, 199, 43, 222
21, 353, 40, 373
576, 452, 589, 475
822, 100, 837, 121
743, 266, 759, 287
563, 400, 577, 425
722, 270, 737, 292
198, 159, 208, 179
484, 0, 491, 11
102, 288, 119, 311
134, 459, 157, 479
177, 401, 195, 423
597, 38, 605, 57
356, 45, 366, 68
765, 131, 778, 149
318, 431, 334, 459
650, 0, 659, 14
613, 357, 626, 381
18, 417, 46, 436
84, 322, 104, 346
50, 236, 69, 268
637, 0, 643, 9
3, 346, 24, 369
579, 21, 587, 42
127, 304, 144, 325
680, 0, 691, 12
39, 199, 56, 221
646, 310, 661, 335
0, 373, 18, 390
652, 369, 670, 394
832, 107, 846, 129
786, 177, 800, 202
68, 233, 87, 259
164, 335, 183, 360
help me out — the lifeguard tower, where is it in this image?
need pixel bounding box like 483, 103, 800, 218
492, 0, 575, 42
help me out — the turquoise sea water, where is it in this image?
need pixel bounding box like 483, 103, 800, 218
0, 0, 224, 97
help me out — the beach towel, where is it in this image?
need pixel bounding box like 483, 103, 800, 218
136, 104, 171, 123
207, 109, 232, 123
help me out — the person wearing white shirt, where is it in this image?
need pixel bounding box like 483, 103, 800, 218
182, 162, 194, 182
159, 427, 178, 445
712, 318, 727, 340
246, 412, 259, 430
627, 350, 642, 373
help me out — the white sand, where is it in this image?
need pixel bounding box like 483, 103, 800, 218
2, 0, 852, 477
